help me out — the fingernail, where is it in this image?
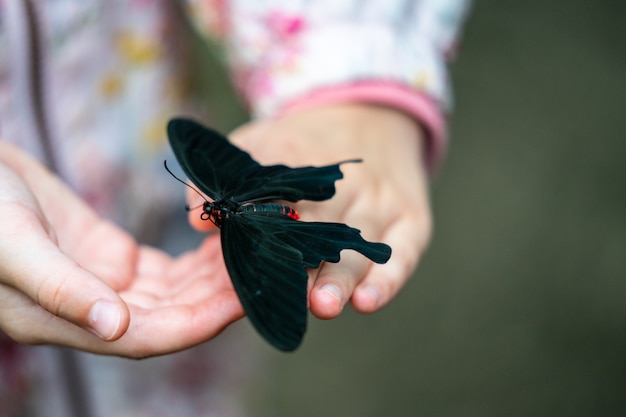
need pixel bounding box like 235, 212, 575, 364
361, 285, 380, 306
88, 300, 122, 340
321, 284, 343, 303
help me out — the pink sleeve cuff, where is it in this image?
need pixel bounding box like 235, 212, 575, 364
277, 82, 448, 172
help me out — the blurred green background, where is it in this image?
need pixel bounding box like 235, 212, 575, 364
252, 0, 626, 416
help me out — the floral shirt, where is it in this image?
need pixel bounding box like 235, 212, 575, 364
0, 0, 470, 415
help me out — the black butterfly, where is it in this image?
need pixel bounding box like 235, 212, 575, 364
166, 118, 391, 351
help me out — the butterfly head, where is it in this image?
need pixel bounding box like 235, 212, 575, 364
201, 200, 241, 227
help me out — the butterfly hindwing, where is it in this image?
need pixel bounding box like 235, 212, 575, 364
167, 118, 356, 203
221, 211, 308, 352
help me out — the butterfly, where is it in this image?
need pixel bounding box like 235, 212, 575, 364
165, 118, 391, 351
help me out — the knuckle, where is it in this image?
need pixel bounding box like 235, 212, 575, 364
35, 265, 80, 318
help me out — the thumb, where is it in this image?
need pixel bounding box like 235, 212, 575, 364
0, 214, 130, 341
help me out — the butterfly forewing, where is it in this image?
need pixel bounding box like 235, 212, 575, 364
168, 118, 259, 200
167, 118, 356, 203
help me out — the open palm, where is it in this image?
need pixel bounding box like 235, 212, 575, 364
0, 142, 243, 358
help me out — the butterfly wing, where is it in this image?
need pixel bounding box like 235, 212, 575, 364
221, 212, 309, 352
167, 118, 258, 200
277, 221, 391, 267
167, 118, 357, 203
221, 207, 391, 351
238, 208, 392, 267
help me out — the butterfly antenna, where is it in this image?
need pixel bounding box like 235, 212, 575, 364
163, 160, 208, 210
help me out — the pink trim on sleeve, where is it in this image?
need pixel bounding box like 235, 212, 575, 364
278, 82, 448, 171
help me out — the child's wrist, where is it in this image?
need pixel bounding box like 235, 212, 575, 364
276, 81, 447, 172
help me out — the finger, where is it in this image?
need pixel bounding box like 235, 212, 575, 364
0, 206, 130, 341
351, 214, 432, 313
186, 188, 217, 232
63, 220, 138, 291
308, 191, 390, 319
309, 251, 372, 319
0, 143, 137, 290
161, 235, 224, 295
22, 288, 244, 358
108, 292, 244, 357
189, 212, 217, 232
122, 237, 228, 308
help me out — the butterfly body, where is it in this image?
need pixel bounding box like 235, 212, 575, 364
167, 118, 391, 351
201, 201, 300, 227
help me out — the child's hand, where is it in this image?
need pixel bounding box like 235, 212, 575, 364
0, 142, 243, 358
189, 104, 432, 319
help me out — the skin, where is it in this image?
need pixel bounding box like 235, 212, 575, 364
0, 141, 243, 358
0, 103, 432, 358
